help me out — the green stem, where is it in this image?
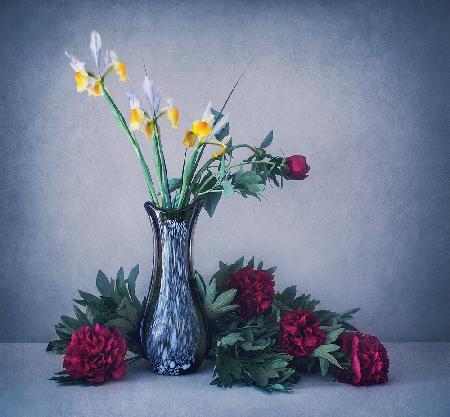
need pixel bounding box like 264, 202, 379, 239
227, 160, 276, 170
152, 124, 172, 209
100, 85, 159, 206
197, 173, 217, 194
197, 188, 222, 197
177, 146, 200, 208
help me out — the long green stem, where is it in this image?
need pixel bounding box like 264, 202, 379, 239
177, 146, 201, 208
197, 188, 222, 196
152, 124, 172, 209
100, 85, 159, 206
227, 160, 276, 170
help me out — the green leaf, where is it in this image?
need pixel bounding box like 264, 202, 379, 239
247, 256, 255, 269
257, 261, 263, 270
260, 130, 273, 148
194, 270, 206, 298
245, 364, 268, 387
104, 318, 135, 332
127, 265, 139, 298
116, 267, 128, 300
168, 178, 182, 193
209, 304, 238, 316
266, 266, 277, 274
96, 270, 110, 297
205, 279, 216, 308
326, 328, 345, 344
209, 289, 237, 312
312, 344, 340, 355
78, 290, 101, 305
203, 190, 222, 217
221, 180, 235, 198
210, 257, 244, 293
245, 183, 265, 193
218, 332, 244, 347
60, 315, 80, 331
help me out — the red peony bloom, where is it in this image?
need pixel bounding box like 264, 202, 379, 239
63, 323, 127, 383
228, 266, 275, 319
284, 155, 310, 180
279, 309, 325, 357
336, 332, 389, 386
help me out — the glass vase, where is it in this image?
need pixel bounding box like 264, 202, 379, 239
139, 199, 208, 375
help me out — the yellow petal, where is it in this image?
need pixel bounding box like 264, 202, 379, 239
130, 108, 144, 131
75, 71, 89, 92
211, 147, 226, 158
210, 141, 226, 158
143, 121, 154, 140
183, 130, 197, 148
167, 107, 179, 129
113, 61, 128, 82
191, 120, 212, 140
87, 81, 103, 97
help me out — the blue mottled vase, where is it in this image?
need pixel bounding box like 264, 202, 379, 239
139, 199, 208, 375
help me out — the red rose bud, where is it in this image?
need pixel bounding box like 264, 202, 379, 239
284, 155, 310, 180
228, 266, 275, 319
336, 332, 389, 386
63, 323, 127, 384
279, 309, 325, 357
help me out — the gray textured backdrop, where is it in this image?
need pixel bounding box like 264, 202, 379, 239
0, 0, 449, 342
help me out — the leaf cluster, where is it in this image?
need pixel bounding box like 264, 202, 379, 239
46, 265, 143, 356
194, 257, 360, 390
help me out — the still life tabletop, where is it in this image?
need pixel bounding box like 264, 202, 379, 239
0, 342, 449, 417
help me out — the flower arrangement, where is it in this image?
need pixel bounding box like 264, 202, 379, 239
64, 31, 309, 216
48, 258, 389, 391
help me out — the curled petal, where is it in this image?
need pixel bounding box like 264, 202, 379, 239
113, 61, 128, 82
142, 76, 160, 115
142, 121, 154, 140
65, 51, 85, 72
127, 92, 141, 109
202, 100, 212, 120
165, 100, 179, 129
206, 139, 227, 158
90, 31, 102, 70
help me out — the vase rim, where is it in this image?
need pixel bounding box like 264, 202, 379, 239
144, 198, 204, 214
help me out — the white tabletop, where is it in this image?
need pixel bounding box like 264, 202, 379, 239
0, 342, 448, 417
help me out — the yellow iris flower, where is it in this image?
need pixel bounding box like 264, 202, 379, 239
87, 81, 103, 97
75, 71, 89, 92
143, 121, 154, 140
167, 107, 179, 129
130, 108, 144, 131
191, 120, 212, 140
113, 61, 128, 82
183, 130, 197, 148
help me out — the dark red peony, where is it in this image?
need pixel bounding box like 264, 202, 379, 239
284, 155, 310, 180
336, 332, 389, 386
228, 266, 275, 319
279, 309, 325, 357
63, 323, 127, 383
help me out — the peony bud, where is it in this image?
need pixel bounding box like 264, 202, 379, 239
284, 155, 310, 180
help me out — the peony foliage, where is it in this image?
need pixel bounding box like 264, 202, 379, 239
47, 259, 386, 391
